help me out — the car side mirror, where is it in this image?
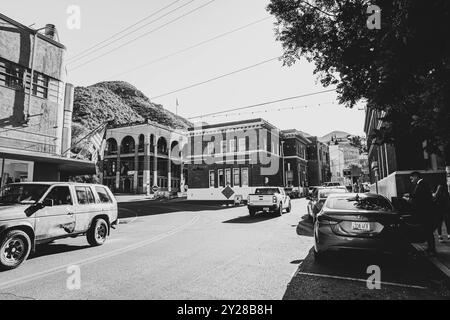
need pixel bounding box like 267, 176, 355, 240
43, 199, 54, 207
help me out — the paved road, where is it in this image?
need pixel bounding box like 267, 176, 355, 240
0, 198, 449, 300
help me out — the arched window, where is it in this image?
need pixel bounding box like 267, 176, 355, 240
121, 136, 135, 154
138, 134, 145, 152
106, 138, 118, 155
157, 137, 167, 155
170, 141, 181, 158
150, 134, 155, 153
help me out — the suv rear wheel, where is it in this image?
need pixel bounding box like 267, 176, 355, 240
0, 230, 31, 270
87, 218, 108, 247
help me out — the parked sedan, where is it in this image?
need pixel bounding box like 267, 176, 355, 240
313, 193, 404, 260
307, 187, 349, 221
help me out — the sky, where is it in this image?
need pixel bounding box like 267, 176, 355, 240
2, 0, 366, 138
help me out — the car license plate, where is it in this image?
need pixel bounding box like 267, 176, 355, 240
351, 222, 371, 231
263, 207, 269, 211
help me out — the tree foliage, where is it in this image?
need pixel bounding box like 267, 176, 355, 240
267, 0, 450, 162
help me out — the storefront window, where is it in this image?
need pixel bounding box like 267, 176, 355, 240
0, 158, 34, 188
241, 168, 249, 187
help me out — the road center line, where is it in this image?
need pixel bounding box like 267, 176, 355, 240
296, 272, 427, 290
0, 215, 200, 291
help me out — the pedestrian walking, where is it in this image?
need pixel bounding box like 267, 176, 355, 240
433, 184, 450, 242
405, 172, 437, 256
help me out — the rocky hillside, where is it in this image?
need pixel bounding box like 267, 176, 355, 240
72, 81, 192, 145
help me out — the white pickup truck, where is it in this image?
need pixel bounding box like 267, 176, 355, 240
247, 187, 291, 217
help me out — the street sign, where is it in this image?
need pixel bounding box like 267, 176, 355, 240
152, 186, 159, 192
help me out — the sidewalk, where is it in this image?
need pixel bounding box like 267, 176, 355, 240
412, 231, 450, 283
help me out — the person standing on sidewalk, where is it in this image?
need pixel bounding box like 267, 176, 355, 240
405, 172, 437, 256
433, 184, 450, 242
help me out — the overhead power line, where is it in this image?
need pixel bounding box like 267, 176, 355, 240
68, 0, 216, 72
187, 88, 337, 119
151, 56, 280, 100
106, 16, 272, 80
66, 0, 186, 63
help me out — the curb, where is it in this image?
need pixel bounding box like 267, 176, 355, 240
411, 243, 450, 286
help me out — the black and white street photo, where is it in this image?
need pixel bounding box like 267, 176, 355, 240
0, 0, 450, 305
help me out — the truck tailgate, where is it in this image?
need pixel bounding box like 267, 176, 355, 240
248, 195, 274, 206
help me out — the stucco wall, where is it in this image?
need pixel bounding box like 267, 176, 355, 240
0, 17, 65, 80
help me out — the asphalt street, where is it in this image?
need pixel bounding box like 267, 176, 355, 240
0, 198, 449, 300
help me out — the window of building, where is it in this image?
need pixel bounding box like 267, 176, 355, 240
0, 60, 24, 90
218, 169, 224, 187
207, 142, 214, 155
261, 138, 267, 151
225, 168, 231, 186
229, 139, 236, 153
0, 59, 55, 100
238, 138, 246, 152
241, 168, 249, 187
0, 159, 34, 188
209, 170, 215, 188
233, 168, 240, 186
221, 140, 227, 154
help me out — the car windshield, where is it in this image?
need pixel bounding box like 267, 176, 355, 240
0, 184, 49, 205
318, 188, 348, 199
326, 195, 393, 212
255, 188, 279, 195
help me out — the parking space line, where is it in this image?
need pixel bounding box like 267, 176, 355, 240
296, 272, 427, 290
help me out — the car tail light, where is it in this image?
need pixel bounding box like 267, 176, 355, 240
273, 196, 277, 203
317, 213, 339, 225
247, 195, 251, 203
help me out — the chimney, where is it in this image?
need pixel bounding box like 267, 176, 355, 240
44, 24, 56, 40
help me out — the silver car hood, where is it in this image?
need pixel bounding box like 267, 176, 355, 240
0, 204, 30, 221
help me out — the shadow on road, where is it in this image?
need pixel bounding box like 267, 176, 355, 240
283, 247, 450, 300
296, 214, 314, 237
30, 243, 91, 260
119, 200, 239, 219
223, 213, 280, 224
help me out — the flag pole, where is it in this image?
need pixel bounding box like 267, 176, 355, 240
62, 121, 108, 156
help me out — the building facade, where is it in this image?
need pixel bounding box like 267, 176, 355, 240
186, 119, 283, 201
306, 136, 331, 186
0, 13, 94, 188
364, 107, 446, 199
281, 129, 309, 189
102, 120, 188, 195
328, 142, 360, 185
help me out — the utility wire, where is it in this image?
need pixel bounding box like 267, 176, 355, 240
151, 56, 280, 100
69, 0, 216, 72
187, 88, 337, 119
66, 0, 185, 63
67, 0, 196, 66
106, 16, 272, 80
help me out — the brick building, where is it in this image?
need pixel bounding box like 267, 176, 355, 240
186, 119, 283, 201
306, 136, 331, 186
0, 13, 94, 187
281, 129, 309, 191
